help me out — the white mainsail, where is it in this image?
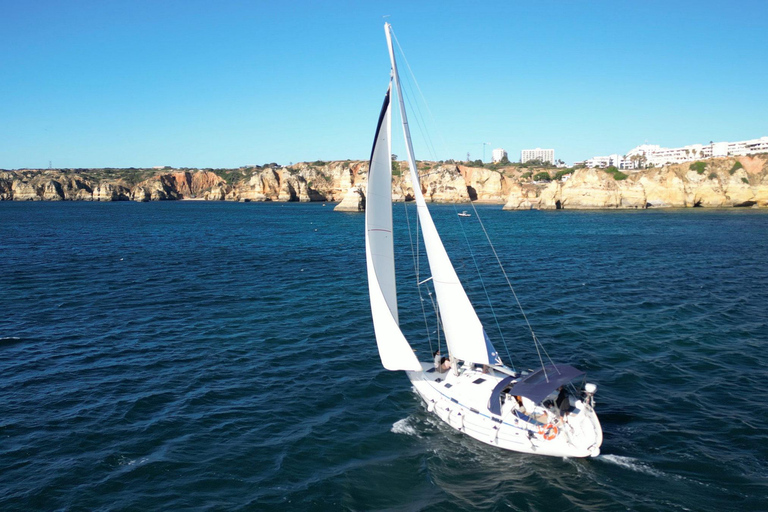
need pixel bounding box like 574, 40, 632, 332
384, 24, 501, 366
366, 84, 422, 371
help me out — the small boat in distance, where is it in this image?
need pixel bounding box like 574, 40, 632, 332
458, 210, 471, 217
365, 23, 603, 457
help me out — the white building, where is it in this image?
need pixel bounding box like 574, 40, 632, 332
492, 148, 508, 163
745, 136, 768, 154
584, 154, 627, 169
521, 148, 554, 164
585, 136, 768, 169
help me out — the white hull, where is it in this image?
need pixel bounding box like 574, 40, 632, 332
407, 363, 602, 458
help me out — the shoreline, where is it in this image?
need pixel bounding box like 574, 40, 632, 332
2, 155, 766, 209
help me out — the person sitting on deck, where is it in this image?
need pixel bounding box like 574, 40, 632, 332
556, 386, 571, 420
513, 395, 526, 413
433, 350, 451, 373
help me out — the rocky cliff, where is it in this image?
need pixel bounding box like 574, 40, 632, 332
503, 156, 768, 210
2, 155, 767, 209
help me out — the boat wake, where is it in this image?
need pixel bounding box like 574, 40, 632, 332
391, 417, 421, 438
598, 454, 663, 477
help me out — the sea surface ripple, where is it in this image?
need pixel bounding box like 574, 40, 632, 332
1, 202, 767, 511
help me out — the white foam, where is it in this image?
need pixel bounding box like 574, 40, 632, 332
391, 417, 420, 437
599, 454, 664, 477
117, 455, 148, 467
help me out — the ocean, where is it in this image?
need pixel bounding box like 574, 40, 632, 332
1, 201, 767, 511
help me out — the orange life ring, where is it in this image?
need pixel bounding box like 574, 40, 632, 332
539, 423, 558, 440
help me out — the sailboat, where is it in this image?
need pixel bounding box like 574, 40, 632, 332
365, 23, 603, 458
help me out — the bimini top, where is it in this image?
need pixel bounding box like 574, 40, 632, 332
510, 364, 585, 404
488, 364, 585, 415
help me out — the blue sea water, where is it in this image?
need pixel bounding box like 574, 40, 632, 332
1, 201, 767, 511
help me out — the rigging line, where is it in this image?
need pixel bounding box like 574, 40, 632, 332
533, 333, 558, 371
410, 189, 444, 355
419, 206, 443, 354
453, 203, 514, 369
391, 29, 443, 160
403, 198, 434, 355
428, 289, 442, 354
465, 199, 549, 378
400, 71, 439, 163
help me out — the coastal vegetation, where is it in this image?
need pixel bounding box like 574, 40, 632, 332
690, 161, 707, 174
604, 166, 628, 180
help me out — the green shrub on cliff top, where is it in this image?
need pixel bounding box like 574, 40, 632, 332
603, 166, 628, 181
520, 171, 532, 180
690, 161, 706, 174
533, 171, 551, 182
730, 161, 743, 174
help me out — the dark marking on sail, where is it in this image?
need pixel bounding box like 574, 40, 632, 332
369, 85, 392, 164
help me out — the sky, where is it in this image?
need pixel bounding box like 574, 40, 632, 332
1, 0, 767, 169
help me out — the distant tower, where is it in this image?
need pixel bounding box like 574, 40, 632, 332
49, 160, 52, 169
466, 152, 471, 162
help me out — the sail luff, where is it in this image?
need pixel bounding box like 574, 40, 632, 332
385, 23, 501, 366
366, 83, 421, 372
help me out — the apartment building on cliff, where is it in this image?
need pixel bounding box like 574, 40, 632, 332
521, 148, 554, 164
581, 136, 768, 169
492, 148, 507, 163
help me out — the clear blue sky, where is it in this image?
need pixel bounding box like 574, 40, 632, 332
2, 0, 766, 169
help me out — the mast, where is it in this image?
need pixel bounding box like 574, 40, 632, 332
384, 24, 419, 191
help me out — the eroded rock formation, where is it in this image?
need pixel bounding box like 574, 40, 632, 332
503, 156, 768, 210
2, 156, 766, 209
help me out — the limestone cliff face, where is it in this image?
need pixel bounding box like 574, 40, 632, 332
459, 166, 508, 202
504, 156, 768, 210
277, 174, 310, 202
227, 169, 279, 201
0, 173, 13, 200
131, 171, 226, 201
93, 183, 131, 201
502, 181, 542, 210
390, 164, 473, 203
224, 163, 365, 203
333, 186, 365, 211
3, 156, 766, 208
